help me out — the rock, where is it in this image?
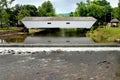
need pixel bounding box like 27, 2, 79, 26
97, 61, 111, 65
115, 39, 120, 43
76, 77, 84, 80
115, 69, 120, 77
66, 40, 70, 42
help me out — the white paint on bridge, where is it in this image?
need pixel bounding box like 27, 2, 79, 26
22, 17, 96, 28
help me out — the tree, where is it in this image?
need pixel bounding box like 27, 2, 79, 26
74, 0, 112, 25
11, 4, 22, 26
74, 2, 87, 16
22, 5, 37, 16
86, 0, 91, 5
112, 7, 119, 19
0, 0, 15, 27
118, 0, 120, 20
69, 12, 74, 16
11, 4, 38, 26
92, 0, 110, 6
38, 0, 55, 16
87, 3, 103, 19
17, 9, 30, 25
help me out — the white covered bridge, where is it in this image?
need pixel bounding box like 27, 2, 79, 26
22, 17, 96, 28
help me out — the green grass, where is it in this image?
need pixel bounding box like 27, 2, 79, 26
87, 26, 120, 42
0, 27, 21, 31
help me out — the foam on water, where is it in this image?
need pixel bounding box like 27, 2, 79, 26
0, 47, 120, 52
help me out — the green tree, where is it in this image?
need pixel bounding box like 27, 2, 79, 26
17, 9, 30, 25
11, 4, 37, 26
22, 5, 37, 16
38, 0, 55, 16
87, 3, 103, 19
118, 0, 120, 20
11, 4, 22, 26
74, 2, 87, 16
0, 0, 15, 27
69, 12, 74, 16
86, 0, 91, 5
74, 0, 112, 25
92, 0, 110, 6
112, 7, 119, 19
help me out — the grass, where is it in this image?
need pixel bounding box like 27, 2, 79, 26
87, 26, 120, 43
0, 27, 21, 31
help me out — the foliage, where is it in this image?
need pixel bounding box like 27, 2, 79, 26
112, 7, 119, 19
22, 5, 37, 16
38, 0, 55, 16
74, 2, 87, 16
87, 27, 120, 42
92, 0, 110, 6
0, 27, 21, 30
118, 0, 120, 20
0, 0, 15, 28
74, 0, 112, 25
17, 9, 30, 24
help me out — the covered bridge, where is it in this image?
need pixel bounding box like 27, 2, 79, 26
22, 17, 96, 28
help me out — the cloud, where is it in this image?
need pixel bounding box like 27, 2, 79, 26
107, 0, 118, 7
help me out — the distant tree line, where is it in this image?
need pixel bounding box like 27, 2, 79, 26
0, 0, 120, 27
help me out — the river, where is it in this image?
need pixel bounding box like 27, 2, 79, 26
0, 28, 95, 44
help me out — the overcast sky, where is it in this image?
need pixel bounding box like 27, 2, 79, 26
12, 0, 119, 13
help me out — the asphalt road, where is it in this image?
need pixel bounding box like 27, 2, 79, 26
0, 49, 120, 80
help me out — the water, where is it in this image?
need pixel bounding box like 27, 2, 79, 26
0, 49, 120, 80
0, 28, 94, 44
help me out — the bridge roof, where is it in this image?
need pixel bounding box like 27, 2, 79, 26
22, 17, 96, 21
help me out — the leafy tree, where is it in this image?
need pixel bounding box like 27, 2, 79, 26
11, 4, 22, 26
92, 0, 110, 6
69, 12, 74, 16
86, 0, 91, 5
11, 4, 37, 26
38, 0, 55, 16
74, 2, 87, 16
22, 5, 37, 16
17, 9, 30, 25
87, 3, 103, 19
112, 7, 119, 19
74, 0, 112, 25
118, 0, 120, 20
0, 0, 15, 27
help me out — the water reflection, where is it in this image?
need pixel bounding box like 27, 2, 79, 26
0, 34, 27, 44
32, 28, 88, 37
0, 28, 94, 44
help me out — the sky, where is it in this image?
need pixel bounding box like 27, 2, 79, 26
12, 0, 119, 14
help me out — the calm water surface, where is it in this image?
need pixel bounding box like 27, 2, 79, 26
0, 29, 94, 44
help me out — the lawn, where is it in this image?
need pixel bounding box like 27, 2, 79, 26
0, 27, 22, 31
87, 26, 120, 42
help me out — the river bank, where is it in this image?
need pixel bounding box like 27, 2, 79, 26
0, 27, 25, 36
87, 27, 120, 43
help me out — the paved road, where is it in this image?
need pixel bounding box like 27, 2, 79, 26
0, 49, 120, 80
